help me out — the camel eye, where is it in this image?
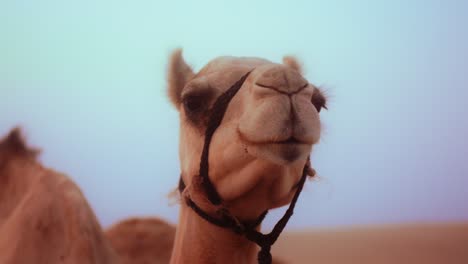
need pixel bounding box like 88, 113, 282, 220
182, 89, 214, 126
183, 94, 205, 113
182, 90, 215, 127
311, 89, 327, 113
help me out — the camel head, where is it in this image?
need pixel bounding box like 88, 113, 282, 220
167, 50, 327, 221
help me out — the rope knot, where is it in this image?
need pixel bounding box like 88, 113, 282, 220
217, 207, 245, 234
257, 245, 272, 264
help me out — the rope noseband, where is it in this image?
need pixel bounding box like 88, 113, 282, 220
178, 71, 312, 264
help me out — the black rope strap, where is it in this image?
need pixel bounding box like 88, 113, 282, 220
182, 163, 309, 264
178, 71, 311, 264
198, 71, 251, 205
245, 164, 309, 264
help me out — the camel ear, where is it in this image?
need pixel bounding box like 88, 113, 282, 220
0, 127, 40, 159
282, 56, 303, 74
167, 49, 195, 108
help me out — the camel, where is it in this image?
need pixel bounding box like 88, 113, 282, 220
0, 50, 326, 264
105, 217, 176, 264
0, 128, 119, 264
0, 127, 179, 264
166, 49, 326, 264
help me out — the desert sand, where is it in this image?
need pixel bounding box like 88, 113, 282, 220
273, 223, 468, 264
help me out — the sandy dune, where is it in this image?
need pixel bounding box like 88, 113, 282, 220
273, 223, 468, 264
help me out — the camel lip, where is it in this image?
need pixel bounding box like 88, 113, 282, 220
276, 137, 302, 145
237, 128, 310, 146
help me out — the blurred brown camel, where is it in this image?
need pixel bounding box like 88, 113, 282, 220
0, 128, 118, 264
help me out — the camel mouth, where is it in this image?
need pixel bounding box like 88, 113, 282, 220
237, 129, 311, 164
237, 129, 308, 147
276, 137, 303, 145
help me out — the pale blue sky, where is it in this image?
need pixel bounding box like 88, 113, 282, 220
1, 0, 467, 229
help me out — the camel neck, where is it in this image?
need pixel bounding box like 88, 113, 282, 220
170, 203, 258, 264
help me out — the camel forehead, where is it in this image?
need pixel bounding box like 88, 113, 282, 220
197, 56, 273, 76
190, 57, 279, 91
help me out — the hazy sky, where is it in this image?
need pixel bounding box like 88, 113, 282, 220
1, 0, 467, 229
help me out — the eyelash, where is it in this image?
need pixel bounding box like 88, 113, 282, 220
311, 91, 327, 113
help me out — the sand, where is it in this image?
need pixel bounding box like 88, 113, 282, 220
273, 222, 468, 264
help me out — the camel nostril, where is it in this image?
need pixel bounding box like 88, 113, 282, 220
255, 82, 287, 94
255, 82, 308, 95
255, 82, 278, 90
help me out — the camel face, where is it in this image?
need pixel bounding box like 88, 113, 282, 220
237, 63, 321, 165
167, 50, 326, 219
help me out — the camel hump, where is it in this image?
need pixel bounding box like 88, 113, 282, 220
0, 127, 40, 159
105, 218, 176, 264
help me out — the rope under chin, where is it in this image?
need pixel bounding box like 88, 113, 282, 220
178, 71, 312, 264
